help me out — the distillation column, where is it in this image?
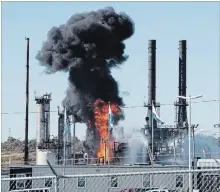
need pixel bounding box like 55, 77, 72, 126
66, 112, 72, 163
58, 107, 72, 165
57, 107, 64, 164
35, 93, 52, 165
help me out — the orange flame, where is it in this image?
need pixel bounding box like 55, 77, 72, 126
93, 99, 120, 161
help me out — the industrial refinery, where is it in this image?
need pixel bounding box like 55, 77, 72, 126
17, 7, 218, 166
33, 39, 199, 166
1, 5, 220, 192
4, 38, 219, 192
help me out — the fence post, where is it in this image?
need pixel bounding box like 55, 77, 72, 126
47, 159, 59, 192
54, 177, 59, 192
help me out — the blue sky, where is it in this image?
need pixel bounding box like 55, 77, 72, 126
2, 2, 219, 141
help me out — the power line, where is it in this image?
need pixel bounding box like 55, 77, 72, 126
1, 111, 57, 115
1, 99, 220, 115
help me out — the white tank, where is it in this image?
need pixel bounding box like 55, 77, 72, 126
36, 150, 57, 165
36, 150, 48, 165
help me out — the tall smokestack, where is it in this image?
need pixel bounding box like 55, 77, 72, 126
147, 40, 156, 129
24, 37, 29, 164
178, 40, 187, 128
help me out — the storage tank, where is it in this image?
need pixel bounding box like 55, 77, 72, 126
36, 151, 57, 165
36, 151, 48, 165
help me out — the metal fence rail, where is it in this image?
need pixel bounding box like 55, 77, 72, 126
59, 169, 220, 192
55, 154, 220, 166
1, 169, 220, 192
1, 176, 56, 192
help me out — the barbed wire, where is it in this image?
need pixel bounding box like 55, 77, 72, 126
1, 99, 219, 115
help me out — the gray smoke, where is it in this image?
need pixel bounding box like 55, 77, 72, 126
36, 7, 134, 157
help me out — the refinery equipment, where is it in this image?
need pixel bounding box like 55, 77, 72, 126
174, 40, 189, 157
144, 40, 172, 161
64, 108, 72, 164
57, 106, 72, 164
57, 107, 64, 164
144, 40, 189, 163
144, 40, 162, 159
35, 93, 58, 165
34, 40, 192, 166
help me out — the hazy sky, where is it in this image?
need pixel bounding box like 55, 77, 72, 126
2, 2, 220, 141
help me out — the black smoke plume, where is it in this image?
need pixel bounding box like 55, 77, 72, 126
36, 7, 134, 157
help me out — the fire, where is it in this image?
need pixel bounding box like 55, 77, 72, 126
93, 99, 120, 161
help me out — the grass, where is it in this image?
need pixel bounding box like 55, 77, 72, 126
1, 151, 36, 168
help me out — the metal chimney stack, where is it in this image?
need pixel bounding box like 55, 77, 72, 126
147, 40, 157, 129
178, 40, 188, 128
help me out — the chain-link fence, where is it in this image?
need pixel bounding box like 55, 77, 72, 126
1, 176, 57, 192
58, 169, 220, 192
1, 169, 220, 192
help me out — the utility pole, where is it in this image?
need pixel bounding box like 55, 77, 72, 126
177, 95, 202, 192
24, 37, 30, 165
192, 124, 199, 159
